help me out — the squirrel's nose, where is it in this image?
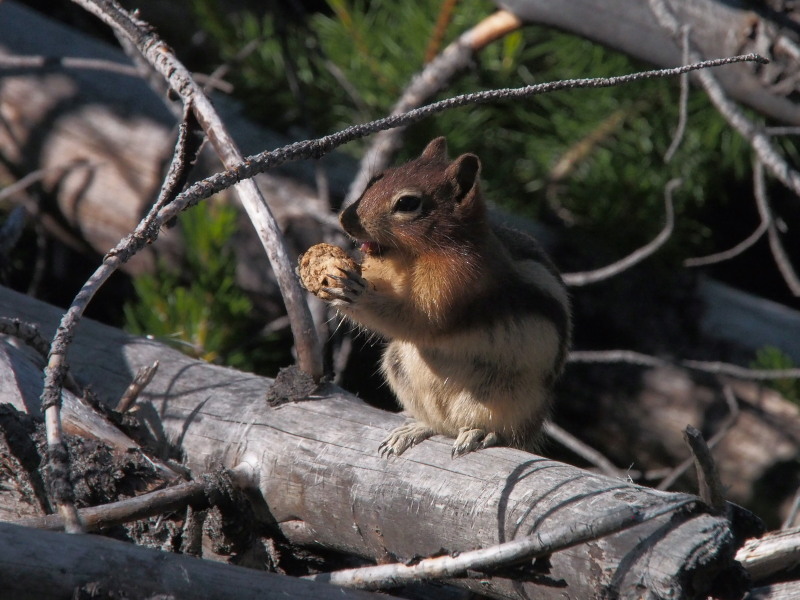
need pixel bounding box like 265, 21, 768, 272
339, 201, 363, 237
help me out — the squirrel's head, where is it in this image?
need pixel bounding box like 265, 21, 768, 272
340, 137, 487, 257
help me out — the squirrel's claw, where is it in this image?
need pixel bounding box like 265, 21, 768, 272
323, 268, 367, 305
451, 428, 499, 457
379, 421, 435, 457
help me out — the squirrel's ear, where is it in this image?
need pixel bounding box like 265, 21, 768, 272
420, 137, 448, 161
446, 153, 481, 204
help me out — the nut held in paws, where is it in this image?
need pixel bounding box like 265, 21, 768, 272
298, 243, 361, 299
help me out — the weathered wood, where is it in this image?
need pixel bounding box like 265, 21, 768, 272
497, 0, 800, 124
0, 284, 750, 600
747, 581, 800, 600
737, 527, 800, 582
0, 521, 381, 600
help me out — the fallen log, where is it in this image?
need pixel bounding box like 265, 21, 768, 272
0, 521, 381, 600
497, 0, 800, 124
0, 284, 756, 599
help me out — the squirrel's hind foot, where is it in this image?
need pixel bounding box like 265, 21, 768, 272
379, 421, 435, 457
452, 427, 499, 457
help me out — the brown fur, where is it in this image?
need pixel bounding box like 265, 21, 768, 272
334, 138, 571, 456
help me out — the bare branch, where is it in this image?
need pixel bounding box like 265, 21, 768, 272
116, 360, 159, 413
0, 161, 90, 206
423, 0, 460, 63
0, 53, 227, 89
569, 350, 800, 381
16, 477, 207, 532
306, 499, 697, 590
680, 360, 800, 381
782, 488, 800, 530
658, 385, 740, 492
562, 179, 679, 286
71, 0, 324, 380
663, 25, 691, 163
35, 103, 204, 532
683, 220, 768, 267
754, 159, 800, 296
345, 10, 524, 204
0, 317, 53, 361
162, 54, 766, 225
544, 421, 629, 479
647, 0, 800, 202
682, 425, 727, 513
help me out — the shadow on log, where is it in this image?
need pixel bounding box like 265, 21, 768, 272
0, 284, 758, 599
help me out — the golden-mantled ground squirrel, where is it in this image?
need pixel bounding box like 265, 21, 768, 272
300, 137, 571, 457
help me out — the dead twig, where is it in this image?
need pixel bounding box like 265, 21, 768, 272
424, 0, 460, 63
684, 220, 768, 267
562, 179, 679, 286
754, 158, 800, 296
345, 9, 524, 205
173, 55, 767, 221
663, 25, 690, 163
782, 488, 800, 530
305, 499, 697, 590
15, 478, 206, 532
0, 53, 228, 90
72, 0, 324, 380
569, 350, 800, 381
116, 360, 159, 413
36, 103, 203, 533
543, 421, 629, 480
647, 0, 800, 203
657, 384, 740, 492
682, 425, 726, 513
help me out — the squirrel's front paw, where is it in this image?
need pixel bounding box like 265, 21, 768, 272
379, 421, 435, 457
297, 243, 366, 305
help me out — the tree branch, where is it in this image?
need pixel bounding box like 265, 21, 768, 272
307, 499, 697, 590
71, 0, 324, 380
562, 178, 679, 286
345, 9, 524, 204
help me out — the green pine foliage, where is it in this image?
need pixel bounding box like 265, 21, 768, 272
752, 346, 800, 405
188, 0, 756, 261
123, 200, 286, 373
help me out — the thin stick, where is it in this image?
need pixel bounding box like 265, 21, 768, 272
754, 159, 800, 296
345, 10, 520, 205
424, 0, 460, 63
683, 425, 726, 513
116, 361, 160, 413
0, 53, 226, 89
305, 499, 697, 590
647, 0, 800, 202
72, 0, 323, 380
782, 488, 800, 530
36, 104, 202, 532
563, 178, 679, 287
663, 25, 690, 163
16, 478, 207, 532
569, 350, 800, 380
684, 219, 768, 267
658, 385, 739, 491
166, 54, 766, 223
544, 422, 628, 479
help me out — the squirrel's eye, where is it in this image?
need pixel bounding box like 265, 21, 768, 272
393, 194, 422, 213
